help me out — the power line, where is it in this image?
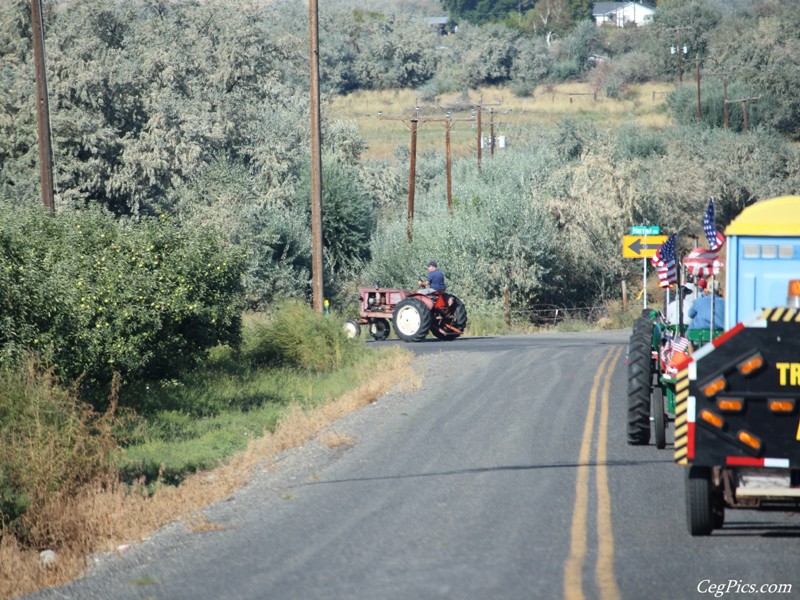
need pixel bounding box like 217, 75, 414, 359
379, 109, 472, 241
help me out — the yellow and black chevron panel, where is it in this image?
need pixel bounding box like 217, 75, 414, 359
761, 307, 800, 323
673, 367, 690, 465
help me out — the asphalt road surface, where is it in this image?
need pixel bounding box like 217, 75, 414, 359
30, 331, 800, 600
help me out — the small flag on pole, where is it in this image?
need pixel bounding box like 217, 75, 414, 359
703, 198, 725, 251
651, 233, 677, 288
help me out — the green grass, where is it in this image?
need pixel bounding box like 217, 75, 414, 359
115, 304, 396, 485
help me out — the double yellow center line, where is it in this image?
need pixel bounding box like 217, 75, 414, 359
563, 346, 624, 600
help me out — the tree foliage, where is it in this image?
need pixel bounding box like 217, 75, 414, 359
0, 200, 244, 385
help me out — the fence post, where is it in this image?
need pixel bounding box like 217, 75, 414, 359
504, 286, 511, 327
621, 280, 628, 311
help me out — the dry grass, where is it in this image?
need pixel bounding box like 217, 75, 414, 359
329, 83, 675, 161
0, 350, 415, 599
318, 431, 357, 448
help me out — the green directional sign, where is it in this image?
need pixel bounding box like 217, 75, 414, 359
623, 235, 668, 258
630, 225, 660, 235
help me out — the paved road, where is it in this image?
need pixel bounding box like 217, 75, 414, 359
31, 331, 800, 600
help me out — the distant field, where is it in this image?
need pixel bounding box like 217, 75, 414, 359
329, 82, 676, 161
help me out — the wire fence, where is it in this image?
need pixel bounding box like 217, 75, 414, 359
509, 305, 609, 326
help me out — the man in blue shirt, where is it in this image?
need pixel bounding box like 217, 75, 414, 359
687, 288, 725, 333
419, 261, 446, 295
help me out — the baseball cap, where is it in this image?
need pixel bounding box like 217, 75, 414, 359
681, 282, 695, 293
696, 279, 707, 289
427, 261, 438, 267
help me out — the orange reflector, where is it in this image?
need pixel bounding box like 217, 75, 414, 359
737, 354, 764, 376
700, 410, 724, 429
738, 430, 762, 450
703, 376, 726, 397
769, 399, 795, 413
717, 398, 744, 412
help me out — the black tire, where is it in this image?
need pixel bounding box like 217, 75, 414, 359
392, 298, 432, 342
652, 386, 666, 449
686, 466, 715, 536
344, 319, 361, 339
713, 498, 725, 530
431, 295, 467, 341
369, 318, 390, 341
627, 317, 653, 445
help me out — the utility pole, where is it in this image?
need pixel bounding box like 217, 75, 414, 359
31, 0, 54, 213
695, 56, 701, 121
408, 112, 418, 242
471, 96, 501, 171
308, 0, 324, 312
707, 65, 732, 129
668, 27, 691, 84
723, 73, 729, 129
725, 96, 760, 132
380, 109, 472, 239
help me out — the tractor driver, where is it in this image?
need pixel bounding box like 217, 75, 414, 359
419, 261, 446, 295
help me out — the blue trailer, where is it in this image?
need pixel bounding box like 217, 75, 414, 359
724, 195, 800, 329
673, 195, 800, 535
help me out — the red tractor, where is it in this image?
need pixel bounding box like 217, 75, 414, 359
345, 284, 467, 342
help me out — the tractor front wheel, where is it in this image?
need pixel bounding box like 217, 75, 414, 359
652, 386, 666, 449
369, 318, 390, 341
392, 298, 432, 342
344, 319, 361, 339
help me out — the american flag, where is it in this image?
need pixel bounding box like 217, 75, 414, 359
684, 247, 723, 277
651, 233, 677, 288
659, 334, 691, 373
672, 335, 690, 353
704, 198, 726, 251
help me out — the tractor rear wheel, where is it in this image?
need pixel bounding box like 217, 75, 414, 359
627, 317, 653, 445
686, 466, 715, 536
392, 298, 432, 342
369, 318, 390, 341
431, 296, 467, 341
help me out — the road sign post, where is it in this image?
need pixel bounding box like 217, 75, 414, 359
622, 235, 667, 259
623, 233, 667, 309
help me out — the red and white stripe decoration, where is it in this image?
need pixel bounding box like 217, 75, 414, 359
725, 456, 790, 468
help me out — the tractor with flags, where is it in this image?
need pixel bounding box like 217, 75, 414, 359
629, 195, 800, 535
627, 199, 726, 450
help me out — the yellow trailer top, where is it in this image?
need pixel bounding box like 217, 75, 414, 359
725, 195, 800, 236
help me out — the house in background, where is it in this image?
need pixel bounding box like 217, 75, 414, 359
422, 16, 450, 35
593, 2, 655, 27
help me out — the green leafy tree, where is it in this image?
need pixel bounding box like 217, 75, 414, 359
0, 200, 244, 385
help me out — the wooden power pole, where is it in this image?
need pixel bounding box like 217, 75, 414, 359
472, 97, 501, 171
308, 0, 324, 311
380, 110, 472, 240
31, 0, 54, 213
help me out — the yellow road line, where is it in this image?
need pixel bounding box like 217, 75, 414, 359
563, 347, 617, 600
596, 347, 623, 600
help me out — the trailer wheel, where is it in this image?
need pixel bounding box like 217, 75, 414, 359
627, 318, 653, 445
686, 466, 715, 536
392, 298, 432, 342
369, 318, 390, 341
344, 319, 361, 339
652, 386, 666, 449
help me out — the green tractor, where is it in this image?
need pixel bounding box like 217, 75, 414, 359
626, 309, 720, 449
